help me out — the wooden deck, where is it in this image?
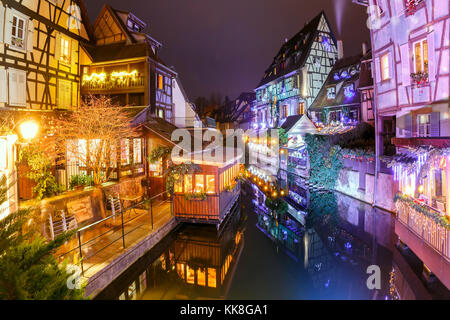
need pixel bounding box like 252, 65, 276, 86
56, 200, 173, 279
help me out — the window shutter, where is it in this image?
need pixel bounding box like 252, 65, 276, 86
26, 19, 34, 52
400, 43, 411, 86
0, 68, 7, 103
8, 69, 27, 106
374, 57, 381, 83
427, 32, 436, 81
55, 32, 61, 61
71, 39, 77, 73
404, 114, 412, 137
0, 5, 5, 43
430, 112, 440, 137
4, 8, 13, 46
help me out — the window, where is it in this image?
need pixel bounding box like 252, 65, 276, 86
121, 139, 131, 166
184, 175, 193, 193
327, 87, 336, 100
195, 175, 204, 193
157, 109, 164, 119
11, 15, 26, 49
60, 37, 71, 64
298, 102, 305, 115
344, 84, 355, 98
57, 80, 72, 108
174, 176, 183, 193
207, 268, 217, 288
417, 114, 431, 137
282, 105, 288, 119
414, 39, 428, 74
133, 139, 142, 164
206, 175, 215, 194
380, 53, 390, 81
0, 139, 7, 170
197, 268, 206, 287
158, 74, 163, 90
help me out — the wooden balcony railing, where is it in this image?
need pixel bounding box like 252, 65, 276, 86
81, 75, 145, 91
396, 195, 450, 261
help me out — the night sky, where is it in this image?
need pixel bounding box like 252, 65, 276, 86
83, 0, 370, 102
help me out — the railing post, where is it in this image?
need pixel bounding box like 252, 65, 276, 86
77, 231, 84, 275
150, 199, 154, 230
121, 211, 126, 248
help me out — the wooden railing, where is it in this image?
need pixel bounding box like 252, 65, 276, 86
81, 75, 145, 91
396, 196, 450, 261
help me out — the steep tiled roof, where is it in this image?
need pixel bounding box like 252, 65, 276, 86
257, 11, 336, 88
309, 54, 363, 111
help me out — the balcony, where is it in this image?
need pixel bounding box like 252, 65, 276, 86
392, 137, 450, 149
81, 75, 145, 92
395, 194, 449, 261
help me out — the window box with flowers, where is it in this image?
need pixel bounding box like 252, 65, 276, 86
410, 71, 428, 87
405, 0, 425, 17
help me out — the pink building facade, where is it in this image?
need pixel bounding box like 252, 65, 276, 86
356, 0, 450, 290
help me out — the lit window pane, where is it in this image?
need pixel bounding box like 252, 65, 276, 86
207, 268, 217, 288
121, 139, 130, 165
174, 175, 183, 193
195, 175, 204, 193
186, 266, 195, 284
206, 175, 215, 194
198, 268, 206, 287
133, 139, 142, 164
177, 263, 185, 280
0, 139, 7, 170
423, 40, 428, 73
185, 175, 193, 193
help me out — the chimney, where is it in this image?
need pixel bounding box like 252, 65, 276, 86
337, 40, 344, 60
362, 42, 368, 56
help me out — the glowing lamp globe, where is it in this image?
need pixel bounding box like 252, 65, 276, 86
20, 120, 39, 140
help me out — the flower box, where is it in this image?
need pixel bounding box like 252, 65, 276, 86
410, 71, 428, 87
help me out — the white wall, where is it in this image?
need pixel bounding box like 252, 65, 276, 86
172, 78, 200, 127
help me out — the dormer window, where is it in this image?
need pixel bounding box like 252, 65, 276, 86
127, 19, 141, 32
327, 86, 336, 100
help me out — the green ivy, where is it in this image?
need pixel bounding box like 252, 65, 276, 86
265, 197, 288, 215
19, 145, 61, 200
149, 146, 172, 164
165, 163, 200, 194
184, 192, 207, 201
69, 174, 94, 190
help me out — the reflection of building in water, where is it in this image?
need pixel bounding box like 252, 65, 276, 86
107, 205, 244, 300
252, 184, 304, 259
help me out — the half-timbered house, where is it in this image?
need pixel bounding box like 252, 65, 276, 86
253, 11, 339, 130
0, 0, 92, 208
355, 0, 450, 290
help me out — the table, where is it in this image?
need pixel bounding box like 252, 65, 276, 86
120, 194, 141, 216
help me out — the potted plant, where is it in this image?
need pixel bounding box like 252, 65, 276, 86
411, 71, 428, 87
69, 174, 93, 191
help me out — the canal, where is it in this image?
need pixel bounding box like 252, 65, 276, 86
96, 178, 416, 300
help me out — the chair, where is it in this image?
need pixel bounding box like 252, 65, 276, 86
49, 210, 78, 240
108, 193, 123, 223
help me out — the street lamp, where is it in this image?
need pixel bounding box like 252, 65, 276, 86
19, 120, 39, 141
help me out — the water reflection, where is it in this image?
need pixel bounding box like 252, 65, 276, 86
97, 179, 429, 300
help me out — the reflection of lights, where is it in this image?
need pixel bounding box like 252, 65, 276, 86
345, 242, 352, 250
20, 120, 39, 140
418, 185, 424, 194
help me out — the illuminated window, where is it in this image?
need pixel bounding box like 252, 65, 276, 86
197, 269, 206, 287
417, 114, 431, 137
380, 53, 390, 81
282, 105, 288, 119
185, 175, 193, 193
207, 268, 217, 288
121, 139, 131, 166
174, 176, 183, 193
176, 263, 185, 280
327, 87, 336, 100
414, 39, 428, 74
11, 15, 26, 49
186, 266, 195, 284
0, 139, 7, 170
206, 175, 215, 194
60, 37, 71, 64
133, 139, 142, 164
78, 139, 87, 165
158, 74, 163, 90
298, 102, 305, 115
195, 174, 204, 193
